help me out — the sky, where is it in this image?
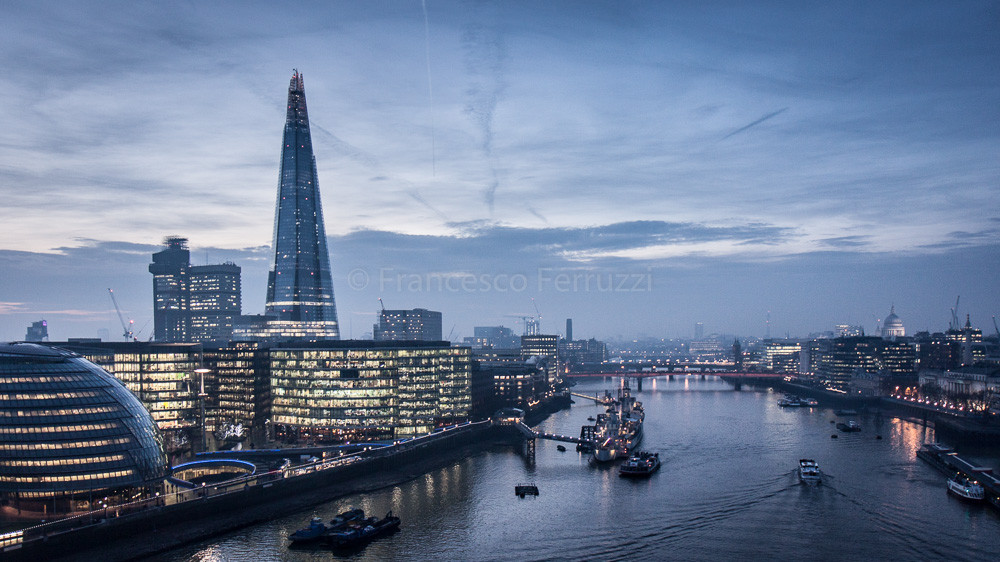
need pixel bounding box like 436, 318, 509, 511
1, 0, 998, 343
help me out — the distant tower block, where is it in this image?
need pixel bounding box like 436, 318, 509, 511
566, 318, 573, 342
695, 322, 704, 339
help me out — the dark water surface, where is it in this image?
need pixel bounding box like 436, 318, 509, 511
155, 377, 1000, 561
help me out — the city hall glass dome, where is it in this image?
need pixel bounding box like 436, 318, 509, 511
0, 343, 168, 517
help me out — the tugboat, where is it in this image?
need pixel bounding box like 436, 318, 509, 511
287, 508, 365, 544
288, 517, 329, 544
947, 476, 985, 502
326, 512, 401, 548
798, 459, 822, 484
619, 452, 660, 477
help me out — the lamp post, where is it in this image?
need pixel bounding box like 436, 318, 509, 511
195, 367, 211, 452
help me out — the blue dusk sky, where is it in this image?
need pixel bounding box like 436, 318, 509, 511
1, 1, 998, 342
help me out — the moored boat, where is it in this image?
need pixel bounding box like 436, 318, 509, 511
288, 517, 328, 544
947, 476, 985, 502
326, 512, 401, 548
619, 452, 660, 477
778, 395, 803, 407
836, 421, 861, 432
288, 507, 366, 544
798, 459, 821, 484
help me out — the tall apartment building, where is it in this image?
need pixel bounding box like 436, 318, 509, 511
149, 237, 241, 344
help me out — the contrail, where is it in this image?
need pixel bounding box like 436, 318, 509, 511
408, 190, 451, 222
422, 0, 436, 175
721, 107, 788, 140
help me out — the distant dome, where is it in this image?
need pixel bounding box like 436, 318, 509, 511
0, 343, 169, 518
882, 306, 905, 338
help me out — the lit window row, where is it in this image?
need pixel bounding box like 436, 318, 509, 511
0, 468, 135, 483
0, 453, 126, 468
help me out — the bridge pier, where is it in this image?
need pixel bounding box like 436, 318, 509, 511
636, 377, 642, 392
733, 379, 742, 391
668, 374, 674, 380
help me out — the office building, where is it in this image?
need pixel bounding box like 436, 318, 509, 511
762, 341, 801, 373
24, 320, 48, 342
815, 336, 915, 392
149, 237, 242, 344
261, 70, 340, 341
374, 308, 443, 341
462, 326, 520, 350
0, 344, 168, 519
204, 342, 271, 446
269, 341, 470, 443
46, 342, 203, 460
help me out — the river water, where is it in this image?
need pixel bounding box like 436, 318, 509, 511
155, 377, 1000, 561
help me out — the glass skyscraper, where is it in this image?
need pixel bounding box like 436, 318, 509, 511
263, 70, 340, 340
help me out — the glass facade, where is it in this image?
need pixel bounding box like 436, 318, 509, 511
374, 309, 443, 341
0, 344, 168, 518
264, 70, 339, 339
204, 343, 271, 445
270, 342, 470, 443
50, 342, 202, 460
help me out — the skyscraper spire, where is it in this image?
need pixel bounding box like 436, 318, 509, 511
263, 70, 340, 339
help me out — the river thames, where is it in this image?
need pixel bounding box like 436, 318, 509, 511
156, 377, 1000, 561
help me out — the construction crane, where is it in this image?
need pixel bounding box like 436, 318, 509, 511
531, 298, 542, 333
992, 316, 999, 341
107, 288, 137, 342
950, 296, 961, 330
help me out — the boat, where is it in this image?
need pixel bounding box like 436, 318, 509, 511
556, 445, 566, 452
619, 452, 660, 477
798, 459, 821, 484
590, 382, 644, 463
834, 409, 858, 416
778, 395, 803, 407
288, 507, 365, 544
947, 476, 985, 502
326, 512, 401, 548
587, 416, 596, 422
801, 398, 818, 406
329, 507, 365, 528
514, 483, 539, 497
836, 421, 861, 432
288, 517, 329, 544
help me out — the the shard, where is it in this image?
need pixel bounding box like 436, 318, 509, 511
263, 70, 340, 339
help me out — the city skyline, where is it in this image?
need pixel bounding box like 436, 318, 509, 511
1, 1, 998, 341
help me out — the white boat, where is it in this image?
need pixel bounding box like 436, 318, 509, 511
798, 459, 821, 484
778, 395, 803, 407
947, 476, 984, 502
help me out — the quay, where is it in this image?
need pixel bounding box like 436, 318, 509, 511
916, 443, 1000, 510
0, 421, 510, 561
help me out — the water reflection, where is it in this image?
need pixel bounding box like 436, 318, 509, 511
158, 378, 1000, 562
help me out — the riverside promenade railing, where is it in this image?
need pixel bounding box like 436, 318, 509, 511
1, 420, 490, 555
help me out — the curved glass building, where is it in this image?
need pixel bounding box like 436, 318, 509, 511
0, 343, 169, 519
